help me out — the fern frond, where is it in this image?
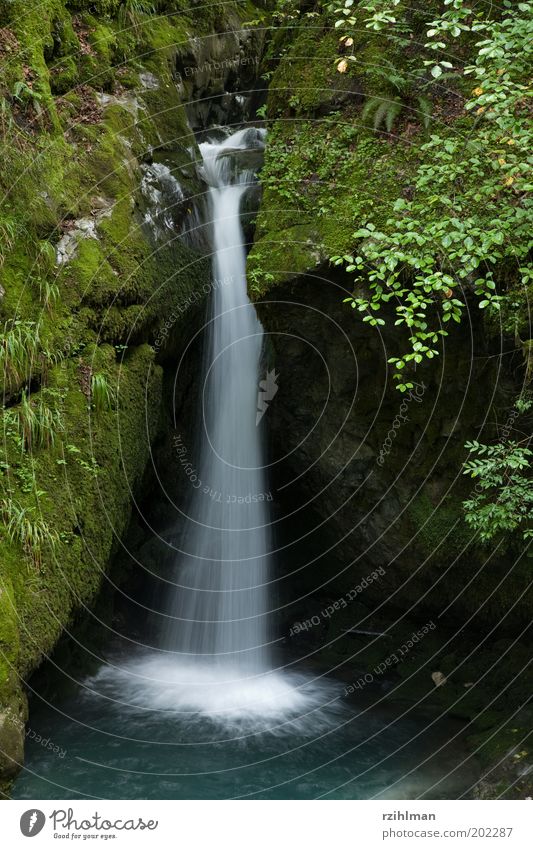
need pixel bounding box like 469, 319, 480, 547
371, 98, 403, 132
385, 99, 403, 132
417, 95, 432, 129
361, 96, 381, 125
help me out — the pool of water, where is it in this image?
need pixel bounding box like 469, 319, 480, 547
13, 649, 479, 800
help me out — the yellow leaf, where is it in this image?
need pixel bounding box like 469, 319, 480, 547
472, 86, 483, 96
507, 139, 515, 145
476, 106, 485, 114
337, 59, 348, 74
498, 158, 506, 165
504, 176, 514, 186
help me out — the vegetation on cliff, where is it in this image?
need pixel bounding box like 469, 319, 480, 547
249, 0, 532, 544
0, 0, 255, 789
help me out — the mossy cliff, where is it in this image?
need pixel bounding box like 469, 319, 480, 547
246, 0, 531, 797
248, 0, 531, 620
0, 0, 264, 794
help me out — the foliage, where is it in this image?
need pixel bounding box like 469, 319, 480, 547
16, 389, 63, 451
11, 80, 43, 115
56, 443, 100, 477
343, 57, 435, 133
1, 496, 59, 567
91, 372, 113, 412
462, 439, 533, 543
259, 115, 368, 212
0, 320, 40, 392
117, 0, 155, 31
330, 0, 533, 391
35, 277, 60, 313
0, 216, 17, 268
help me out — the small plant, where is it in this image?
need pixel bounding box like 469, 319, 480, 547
61, 443, 100, 477
0, 216, 17, 268
361, 93, 432, 133
118, 0, 155, 32
1, 496, 59, 567
16, 389, 63, 451
356, 61, 435, 134
462, 440, 533, 542
91, 372, 113, 412
11, 80, 43, 116
0, 320, 39, 392
35, 277, 60, 313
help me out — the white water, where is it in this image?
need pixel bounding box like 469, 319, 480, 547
95, 129, 338, 730
163, 128, 272, 672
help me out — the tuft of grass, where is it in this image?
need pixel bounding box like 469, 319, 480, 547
0, 320, 39, 392
17, 389, 63, 451
35, 277, 60, 313
91, 372, 113, 412
0, 215, 17, 268
1, 496, 59, 567
118, 0, 155, 32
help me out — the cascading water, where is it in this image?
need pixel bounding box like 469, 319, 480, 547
114, 128, 332, 727
163, 128, 272, 672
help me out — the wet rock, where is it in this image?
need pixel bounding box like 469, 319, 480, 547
55, 199, 114, 265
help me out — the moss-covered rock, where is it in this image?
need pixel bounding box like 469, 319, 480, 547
0, 0, 264, 795
246, 2, 531, 798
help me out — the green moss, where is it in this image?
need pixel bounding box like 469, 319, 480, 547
249, 115, 418, 298
0, 344, 163, 678
49, 55, 79, 95
249, 2, 467, 298
267, 21, 356, 118
0, 0, 263, 795
0, 579, 19, 689
407, 491, 467, 562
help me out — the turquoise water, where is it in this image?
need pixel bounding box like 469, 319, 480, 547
13, 650, 478, 800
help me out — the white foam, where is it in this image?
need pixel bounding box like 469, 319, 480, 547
90, 653, 343, 734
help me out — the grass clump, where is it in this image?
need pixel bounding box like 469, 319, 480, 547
91, 372, 113, 412
0, 321, 40, 393
1, 497, 59, 567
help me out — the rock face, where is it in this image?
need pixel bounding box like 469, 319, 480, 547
248, 2, 531, 634
0, 0, 266, 794
255, 269, 532, 628
176, 19, 265, 130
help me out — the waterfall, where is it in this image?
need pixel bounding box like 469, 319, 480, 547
93, 128, 335, 731
163, 127, 272, 672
